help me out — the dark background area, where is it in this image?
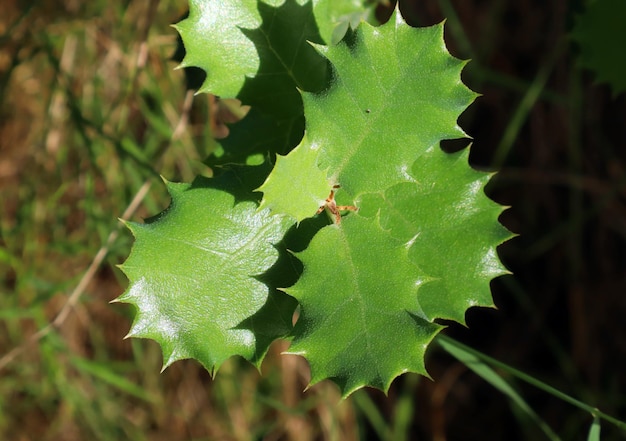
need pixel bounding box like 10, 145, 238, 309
0, 0, 624, 440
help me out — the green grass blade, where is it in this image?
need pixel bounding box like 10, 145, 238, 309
437, 336, 560, 441
352, 390, 391, 440
71, 356, 154, 402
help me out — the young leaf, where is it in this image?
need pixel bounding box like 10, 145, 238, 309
257, 137, 331, 223
312, 0, 374, 44
127, 2, 512, 398
117, 169, 295, 374
174, 0, 261, 98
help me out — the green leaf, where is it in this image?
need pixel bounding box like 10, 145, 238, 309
360, 147, 511, 323
286, 214, 443, 397
258, 8, 509, 394
117, 168, 295, 373
260, 11, 477, 215
128, 2, 511, 397
174, 0, 261, 98
257, 137, 331, 223
312, 0, 374, 44
571, 0, 626, 96
309, 15, 477, 196
176, 0, 331, 165
211, 108, 305, 166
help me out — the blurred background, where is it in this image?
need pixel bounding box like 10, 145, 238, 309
1, 0, 625, 440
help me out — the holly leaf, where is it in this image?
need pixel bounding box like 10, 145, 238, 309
312, 0, 375, 44
258, 8, 509, 395
360, 147, 512, 324
176, 0, 331, 165
174, 0, 261, 98
286, 214, 442, 397
260, 10, 477, 218
257, 137, 331, 223
116, 167, 295, 373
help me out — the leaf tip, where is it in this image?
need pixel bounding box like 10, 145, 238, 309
159, 362, 171, 374
123, 326, 138, 340
391, 3, 406, 27
117, 217, 133, 230
306, 40, 328, 56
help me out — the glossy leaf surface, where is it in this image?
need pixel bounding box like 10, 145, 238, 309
119, 1, 511, 397
286, 215, 442, 397
259, 8, 510, 395
118, 170, 295, 373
